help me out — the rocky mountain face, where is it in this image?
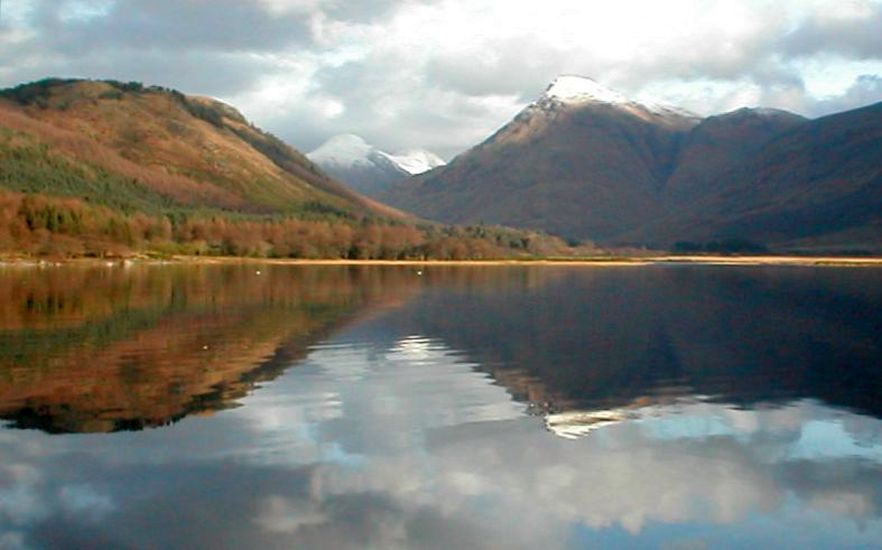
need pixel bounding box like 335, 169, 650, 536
380, 76, 882, 252
308, 134, 444, 198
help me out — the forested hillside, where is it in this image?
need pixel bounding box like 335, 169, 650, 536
0, 79, 569, 259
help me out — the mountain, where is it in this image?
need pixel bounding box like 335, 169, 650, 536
0, 78, 568, 260
627, 101, 882, 250
0, 79, 403, 219
380, 75, 882, 252
664, 107, 809, 199
379, 75, 700, 240
384, 148, 446, 176
308, 134, 444, 197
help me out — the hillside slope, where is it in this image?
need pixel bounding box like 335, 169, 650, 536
628, 102, 882, 250
0, 78, 571, 259
664, 108, 809, 200
0, 78, 402, 220
380, 75, 882, 252
381, 76, 699, 240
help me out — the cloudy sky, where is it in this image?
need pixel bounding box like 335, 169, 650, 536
1, 0, 881, 158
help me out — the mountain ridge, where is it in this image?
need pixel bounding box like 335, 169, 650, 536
379, 75, 882, 252
381, 76, 701, 240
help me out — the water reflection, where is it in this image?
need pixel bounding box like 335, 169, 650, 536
1, 264, 881, 548
390, 266, 882, 418
0, 264, 423, 432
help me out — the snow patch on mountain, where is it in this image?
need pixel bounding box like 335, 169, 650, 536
307, 134, 380, 169
308, 134, 447, 196
543, 75, 631, 105
308, 134, 445, 175
382, 149, 446, 175
538, 75, 698, 120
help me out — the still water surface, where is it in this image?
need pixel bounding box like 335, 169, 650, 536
1, 264, 881, 548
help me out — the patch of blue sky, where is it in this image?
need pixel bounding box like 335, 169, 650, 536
566, 505, 882, 550
788, 419, 882, 462
638, 412, 736, 441
322, 441, 365, 468
798, 58, 882, 98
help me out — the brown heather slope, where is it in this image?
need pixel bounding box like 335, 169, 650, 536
0, 78, 405, 219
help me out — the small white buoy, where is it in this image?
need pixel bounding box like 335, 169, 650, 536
255, 270, 261, 275
417, 270, 423, 276
202, 345, 209, 350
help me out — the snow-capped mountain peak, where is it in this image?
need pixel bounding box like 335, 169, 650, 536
307, 134, 377, 169
543, 75, 630, 105
536, 75, 698, 120
307, 134, 446, 197
381, 149, 445, 175
309, 134, 445, 175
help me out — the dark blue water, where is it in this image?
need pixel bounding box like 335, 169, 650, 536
1, 264, 881, 549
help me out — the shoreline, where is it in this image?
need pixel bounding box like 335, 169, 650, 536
2, 254, 882, 268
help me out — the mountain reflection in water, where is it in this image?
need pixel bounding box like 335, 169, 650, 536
0, 264, 421, 432
0, 264, 881, 548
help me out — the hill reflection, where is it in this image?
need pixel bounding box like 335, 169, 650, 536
2, 264, 881, 435
1, 264, 881, 547
0, 264, 423, 433
372, 265, 882, 422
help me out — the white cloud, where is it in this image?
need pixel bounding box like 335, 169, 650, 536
1, 0, 881, 157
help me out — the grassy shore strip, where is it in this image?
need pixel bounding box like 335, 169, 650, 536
3, 254, 882, 268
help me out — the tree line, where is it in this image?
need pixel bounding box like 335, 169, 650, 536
0, 190, 573, 259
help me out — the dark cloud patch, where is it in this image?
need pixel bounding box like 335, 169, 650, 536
783, 8, 882, 60
264, 112, 338, 157
324, 0, 446, 23
323, 0, 401, 23
0, 0, 297, 96
30, 0, 314, 55
1, 48, 278, 98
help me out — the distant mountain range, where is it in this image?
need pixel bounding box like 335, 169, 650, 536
308, 134, 444, 198
380, 75, 882, 252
